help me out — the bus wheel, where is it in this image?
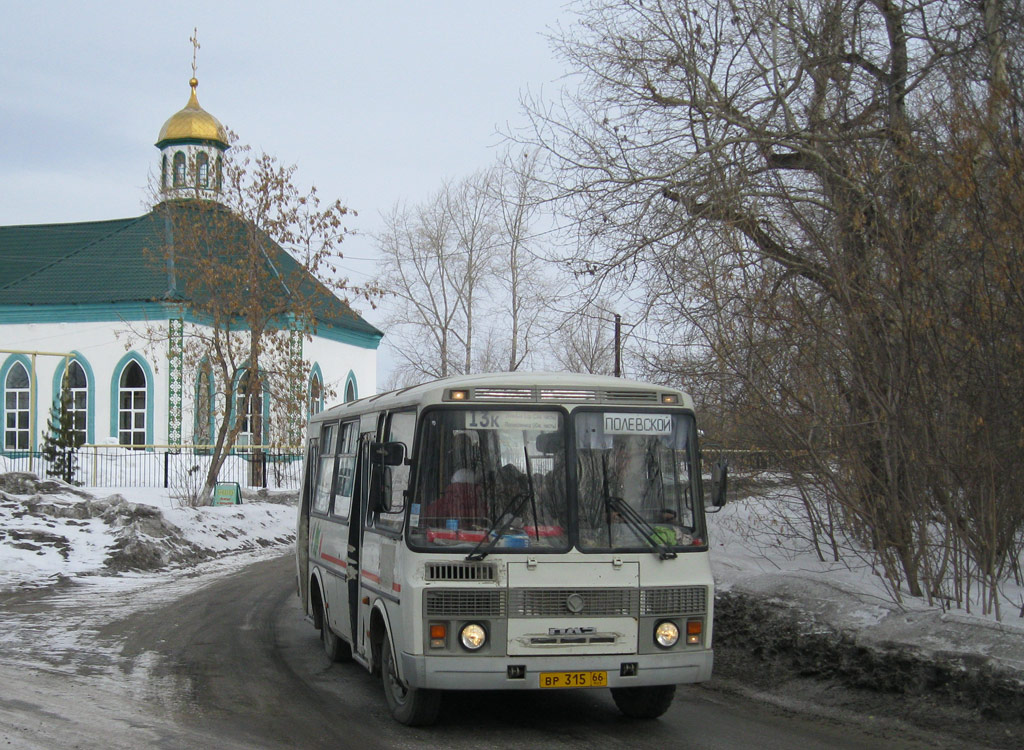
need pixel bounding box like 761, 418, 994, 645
381, 634, 441, 726
610, 685, 676, 719
322, 620, 353, 662
317, 600, 352, 662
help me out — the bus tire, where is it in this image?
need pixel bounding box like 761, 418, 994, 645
610, 684, 676, 719
317, 598, 352, 662
322, 620, 353, 662
381, 634, 441, 726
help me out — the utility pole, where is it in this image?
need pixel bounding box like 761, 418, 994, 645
614, 314, 622, 377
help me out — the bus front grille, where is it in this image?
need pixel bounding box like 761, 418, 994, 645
425, 561, 496, 581
509, 588, 639, 617
425, 589, 507, 617
640, 586, 708, 615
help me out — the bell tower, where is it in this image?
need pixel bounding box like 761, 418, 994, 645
155, 30, 229, 200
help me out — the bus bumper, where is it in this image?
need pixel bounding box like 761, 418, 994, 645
400, 649, 714, 691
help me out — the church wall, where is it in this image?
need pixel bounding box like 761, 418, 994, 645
1, 318, 378, 455
174, 328, 378, 451
0, 319, 169, 451
305, 332, 377, 409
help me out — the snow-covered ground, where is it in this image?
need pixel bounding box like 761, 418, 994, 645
711, 479, 1024, 681
0, 477, 296, 590
0, 473, 303, 749
1, 470, 1022, 715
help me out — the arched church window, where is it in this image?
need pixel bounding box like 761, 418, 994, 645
173, 152, 186, 187
308, 372, 322, 417
196, 152, 209, 188
345, 379, 356, 403
4, 363, 30, 450
216, 155, 223, 190
161, 155, 168, 189
118, 361, 147, 449
236, 370, 263, 451
65, 361, 88, 446
195, 365, 212, 448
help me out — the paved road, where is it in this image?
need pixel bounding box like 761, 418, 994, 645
94, 554, 949, 750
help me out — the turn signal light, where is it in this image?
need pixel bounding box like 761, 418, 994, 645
429, 623, 447, 649
686, 619, 702, 645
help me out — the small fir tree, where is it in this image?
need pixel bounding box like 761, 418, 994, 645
41, 376, 83, 484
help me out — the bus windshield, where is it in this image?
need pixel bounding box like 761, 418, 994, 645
575, 411, 698, 551
409, 408, 570, 551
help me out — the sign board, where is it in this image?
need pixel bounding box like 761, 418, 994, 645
466, 410, 560, 432
213, 482, 241, 506
602, 413, 673, 435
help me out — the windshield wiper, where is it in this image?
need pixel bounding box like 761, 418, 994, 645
522, 444, 539, 540
466, 444, 542, 560
606, 495, 677, 560
601, 454, 677, 560
465, 491, 531, 561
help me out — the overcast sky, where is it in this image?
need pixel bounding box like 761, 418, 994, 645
0, 1, 576, 385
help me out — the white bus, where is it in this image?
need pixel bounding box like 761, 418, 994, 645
295, 372, 727, 725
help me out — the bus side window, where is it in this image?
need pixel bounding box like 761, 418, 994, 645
312, 423, 337, 514
332, 421, 359, 519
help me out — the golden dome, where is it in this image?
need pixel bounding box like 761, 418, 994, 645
156, 78, 228, 147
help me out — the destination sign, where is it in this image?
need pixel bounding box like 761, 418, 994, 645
466, 411, 560, 432
603, 413, 673, 435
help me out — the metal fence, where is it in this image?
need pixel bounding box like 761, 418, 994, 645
2, 446, 788, 493
0, 447, 304, 490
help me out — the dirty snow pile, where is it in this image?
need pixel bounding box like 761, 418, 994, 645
706, 475, 1024, 721
0, 472, 296, 591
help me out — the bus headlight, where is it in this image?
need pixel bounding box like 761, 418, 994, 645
654, 621, 680, 648
459, 623, 487, 650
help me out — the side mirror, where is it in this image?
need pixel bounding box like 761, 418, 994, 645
369, 441, 406, 514
372, 441, 406, 467
369, 463, 398, 514
710, 460, 728, 508
535, 431, 563, 455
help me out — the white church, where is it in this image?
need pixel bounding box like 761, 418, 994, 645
0, 75, 381, 458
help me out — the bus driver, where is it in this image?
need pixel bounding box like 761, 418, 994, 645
422, 434, 488, 526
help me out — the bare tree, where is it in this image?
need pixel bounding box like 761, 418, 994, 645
523, 0, 1024, 609
447, 170, 500, 374
374, 173, 498, 385
137, 138, 357, 504
376, 196, 461, 383
548, 300, 618, 375
376, 157, 554, 384
490, 149, 548, 371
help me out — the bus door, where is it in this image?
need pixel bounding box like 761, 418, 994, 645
325, 420, 360, 644
356, 411, 413, 658
352, 417, 380, 657
346, 429, 372, 650
296, 436, 319, 613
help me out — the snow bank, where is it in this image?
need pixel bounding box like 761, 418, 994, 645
0, 472, 296, 590
708, 476, 1024, 719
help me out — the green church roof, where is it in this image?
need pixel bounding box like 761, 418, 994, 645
0, 205, 382, 345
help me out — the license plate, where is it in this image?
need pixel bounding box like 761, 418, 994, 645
539, 670, 608, 688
